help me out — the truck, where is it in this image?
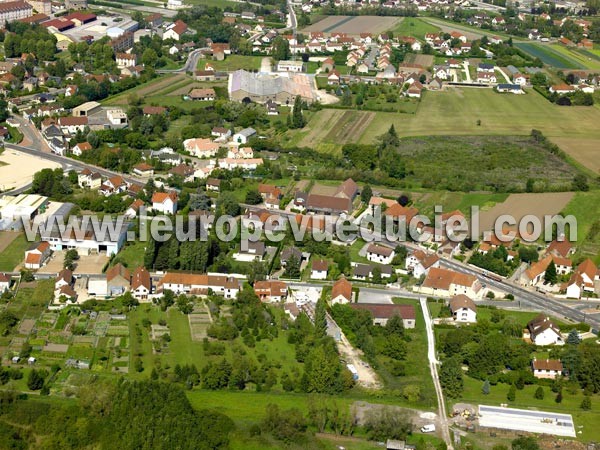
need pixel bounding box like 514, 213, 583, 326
420, 424, 436, 433
346, 364, 359, 381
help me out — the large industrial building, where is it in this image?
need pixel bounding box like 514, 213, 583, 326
228, 69, 318, 105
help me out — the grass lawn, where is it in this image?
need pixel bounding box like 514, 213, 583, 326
351, 88, 600, 143
201, 55, 263, 71
9, 279, 55, 320
185, 0, 240, 6
389, 17, 440, 38
113, 241, 146, 269
458, 376, 600, 442
0, 233, 30, 271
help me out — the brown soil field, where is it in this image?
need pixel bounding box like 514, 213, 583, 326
302, 15, 402, 36
109, 74, 185, 105
404, 53, 434, 67
310, 183, 339, 196
324, 110, 375, 143
0, 231, 19, 254
478, 192, 574, 236
550, 137, 600, 173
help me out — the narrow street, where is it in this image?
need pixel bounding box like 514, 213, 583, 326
420, 297, 453, 449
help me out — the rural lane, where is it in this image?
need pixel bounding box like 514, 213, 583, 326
420, 297, 453, 449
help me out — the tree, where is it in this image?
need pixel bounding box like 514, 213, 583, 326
245, 189, 263, 205
534, 386, 544, 400
572, 174, 589, 192
512, 436, 540, 450
507, 384, 516, 401
363, 406, 413, 441
566, 329, 581, 345
482, 379, 491, 395
544, 260, 558, 284
314, 298, 327, 339
291, 95, 305, 129
581, 395, 592, 410
27, 368, 47, 390
439, 357, 463, 398
271, 36, 290, 61
361, 185, 373, 204
283, 254, 301, 279
555, 390, 563, 403
142, 48, 158, 67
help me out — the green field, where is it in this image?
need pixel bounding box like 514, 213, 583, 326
560, 191, 600, 263
549, 44, 600, 71
389, 17, 440, 38
514, 42, 583, 69
0, 233, 29, 271
391, 135, 582, 192
458, 376, 600, 442
200, 55, 264, 71
352, 88, 600, 143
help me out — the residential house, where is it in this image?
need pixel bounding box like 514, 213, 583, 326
163, 20, 188, 41
311, 259, 328, 280
331, 277, 352, 305
99, 176, 129, 196
565, 258, 599, 299
525, 314, 564, 346
131, 266, 151, 300
72, 141, 92, 156
532, 358, 563, 379
547, 239, 575, 258
420, 267, 482, 298
183, 138, 219, 158
206, 178, 221, 192
152, 191, 178, 215
448, 294, 477, 323
227, 146, 254, 159
132, 163, 154, 177
58, 116, 88, 135
211, 127, 231, 139
24, 241, 51, 269
188, 88, 216, 101
158, 272, 240, 298
366, 244, 395, 265
77, 169, 102, 189
106, 263, 131, 296
349, 303, 416, 329
254, 280, 288, 302
405, 250, 440, 278
125, 199, 145, 218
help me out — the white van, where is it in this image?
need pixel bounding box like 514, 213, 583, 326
421, 424, 436, 433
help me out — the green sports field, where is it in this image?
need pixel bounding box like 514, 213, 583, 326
388, 17, 440, 38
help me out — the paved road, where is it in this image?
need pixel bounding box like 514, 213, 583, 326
421, 297, 453, 449
4, 142, 145, 188
157, 48, 206, 74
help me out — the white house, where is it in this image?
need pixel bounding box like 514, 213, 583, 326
0, 273, 11, 292
24, 241, 51, 269
448, 295, 477, 323
532, 358, 563, 379
183, 138, 220, 158
331, 277, 352, 305
565, 258, 598, 299
311, 259, 328, 280
163, 20, 188, 41
131, 266, 151, 301
158, 272, 239, 299
254, 280, 288, 302
405, 250, 440, 278
366, 244, 395, 265
526, 314, 564, 346
151, 191, 178, 215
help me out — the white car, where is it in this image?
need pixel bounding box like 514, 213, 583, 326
421, 424, 436, 433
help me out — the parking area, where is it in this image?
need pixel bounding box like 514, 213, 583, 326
478, 405, 576, 437
38, 251, 108, 275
